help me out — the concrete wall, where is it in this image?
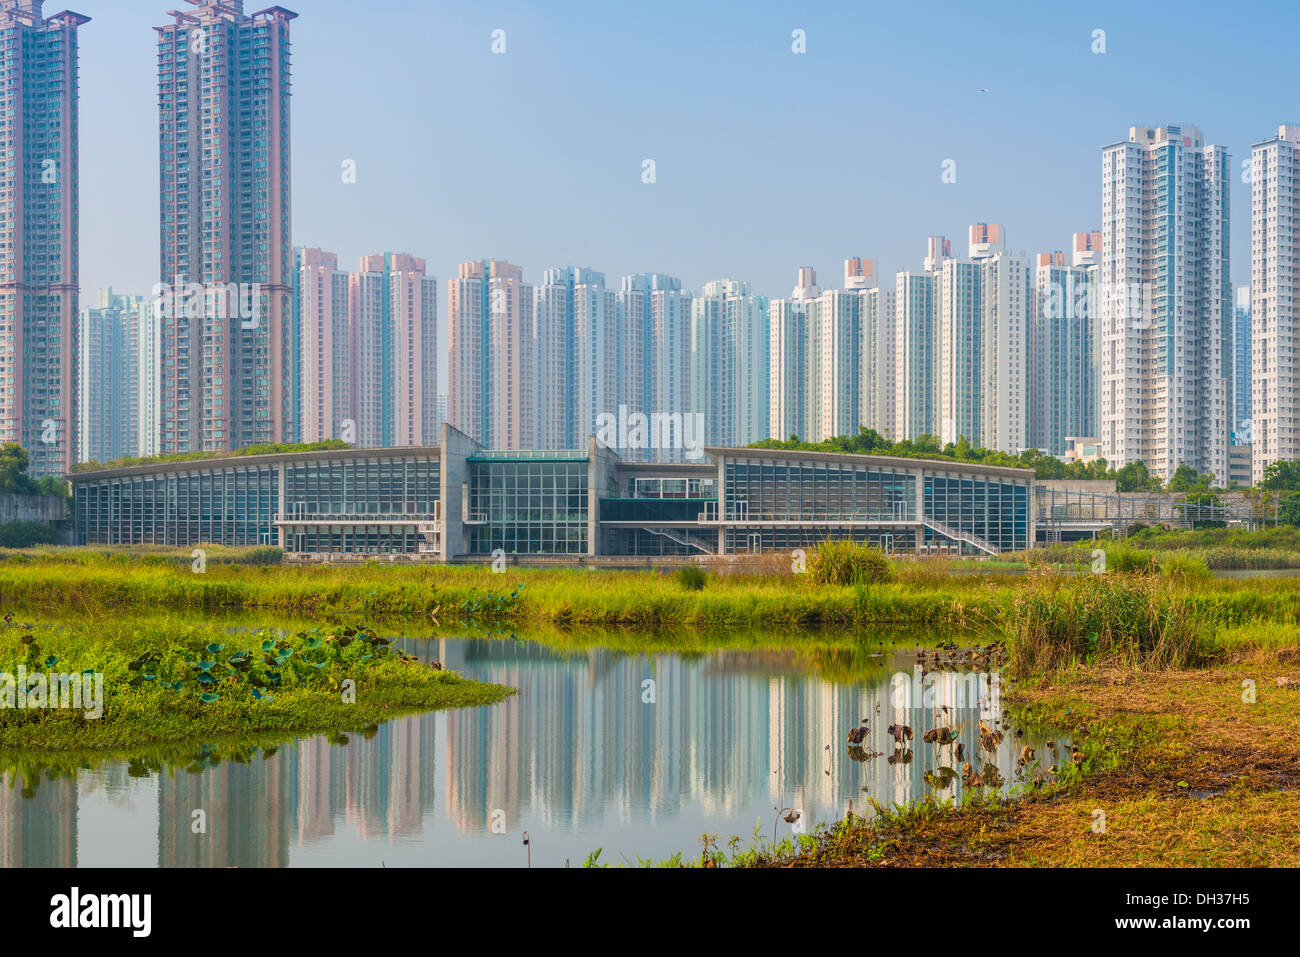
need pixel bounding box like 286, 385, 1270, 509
439, 422, 482, 562
0, 493, 68, 523
1036, 479, 1119, 495
587, 437, 621, 556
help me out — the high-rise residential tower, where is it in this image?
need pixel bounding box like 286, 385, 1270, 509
768, 269, 815, 442
156, 1, 296, 455
851, 260, 897, 438
293, 249, 438, 448
0, 1, 89, 477
1100, 124, 1231, 484
894, 268, 938, 441
978, 251, 1029, 453
1232, 285, 1251, 447
1030, 240, 1098, 456
295, 248, 350, 444
690, 279, 768, 448
78, 289, 145, 464
617, 273, 690, 453
1250, 126, 1300, 481
447, 260, 534, 449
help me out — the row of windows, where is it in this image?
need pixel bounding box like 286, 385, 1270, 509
725, 461, 916, 521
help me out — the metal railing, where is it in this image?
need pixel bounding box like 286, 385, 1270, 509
920, 516, 1000, 555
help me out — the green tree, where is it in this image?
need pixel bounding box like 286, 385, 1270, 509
1260, 460, 1300, 493
1115, 461, 1162, 493
0, 443, 39, 495
1168, 462, 1212, 493
1278, 492, 1300, 527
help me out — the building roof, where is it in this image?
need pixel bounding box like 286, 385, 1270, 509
705, 445, 1035, 480
68, 446, 442, 482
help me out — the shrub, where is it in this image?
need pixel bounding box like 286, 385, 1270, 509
676, 564, 707, 590
807, 540, 892, 586
0, 520, 60, 548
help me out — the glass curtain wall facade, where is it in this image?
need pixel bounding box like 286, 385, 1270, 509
466, 454, 588, 555
75, 465, 278, 546
923, 474, 1030, 552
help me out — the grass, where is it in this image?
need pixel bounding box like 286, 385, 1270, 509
9, 547, 1300, 635
1019, 531, 1300, 571
0, 610, 513, 751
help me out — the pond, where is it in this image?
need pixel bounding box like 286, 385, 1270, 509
1, 630, 1061, 867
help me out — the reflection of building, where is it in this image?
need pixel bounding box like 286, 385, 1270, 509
156, 750, 295, 867
0, 772, 77, 867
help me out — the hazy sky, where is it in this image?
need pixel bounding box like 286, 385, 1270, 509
78, 0, 1297, 342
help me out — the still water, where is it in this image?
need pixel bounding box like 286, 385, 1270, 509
1, 633, 1056, 867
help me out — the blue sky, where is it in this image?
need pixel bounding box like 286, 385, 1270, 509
78, 0, 1296, 315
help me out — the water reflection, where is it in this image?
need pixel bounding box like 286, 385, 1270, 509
1, 634, 1057, 867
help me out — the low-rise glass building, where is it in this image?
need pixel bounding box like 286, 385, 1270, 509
70, 426, 1035, 558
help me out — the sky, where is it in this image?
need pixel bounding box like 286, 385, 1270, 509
75, 0, 1300, 383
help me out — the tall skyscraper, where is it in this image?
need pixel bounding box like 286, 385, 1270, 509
767, 262, 891, 446
296, 248, 350, 444
78, 289, 146, 463
691, 279, 768, 447
535, 266, 607, 448
137, 296, 161, 457
894, 267, 938, 441
156, 1, 296, 455
294, 249, 437, 448
0, 1, 89, 477
1100, 124, 1231, 485
768, 269, 815, 442
1030, 239, 1098, 455
852, 261, 897, 439
366, 253, 438, 447
618, 273, 690, 452
1250, 126, 1300, 481
447, 260, 534, 449
935, 257, 982, 445
571, 270, 617, 449
978, 251, 1029, 453
1231, 285, 1251, 447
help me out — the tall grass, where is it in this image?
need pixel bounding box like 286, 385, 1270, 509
1006, 574, 1211, 672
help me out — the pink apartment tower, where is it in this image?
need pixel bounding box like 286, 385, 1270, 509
0, 1, 89, 477
156, 0, 296, 454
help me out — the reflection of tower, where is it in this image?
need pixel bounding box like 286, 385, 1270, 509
0, 771, 77, 867
297, 735, 339, 845
156, 747, 296, 867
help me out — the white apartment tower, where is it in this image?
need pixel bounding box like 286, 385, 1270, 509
1250, 125, 1300, 483
979, 251, 1030, 452
1030, 237, 1099, 456
768, 269, 817, 442
849, 259, 897, 438
1100, 124, 1231, 485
